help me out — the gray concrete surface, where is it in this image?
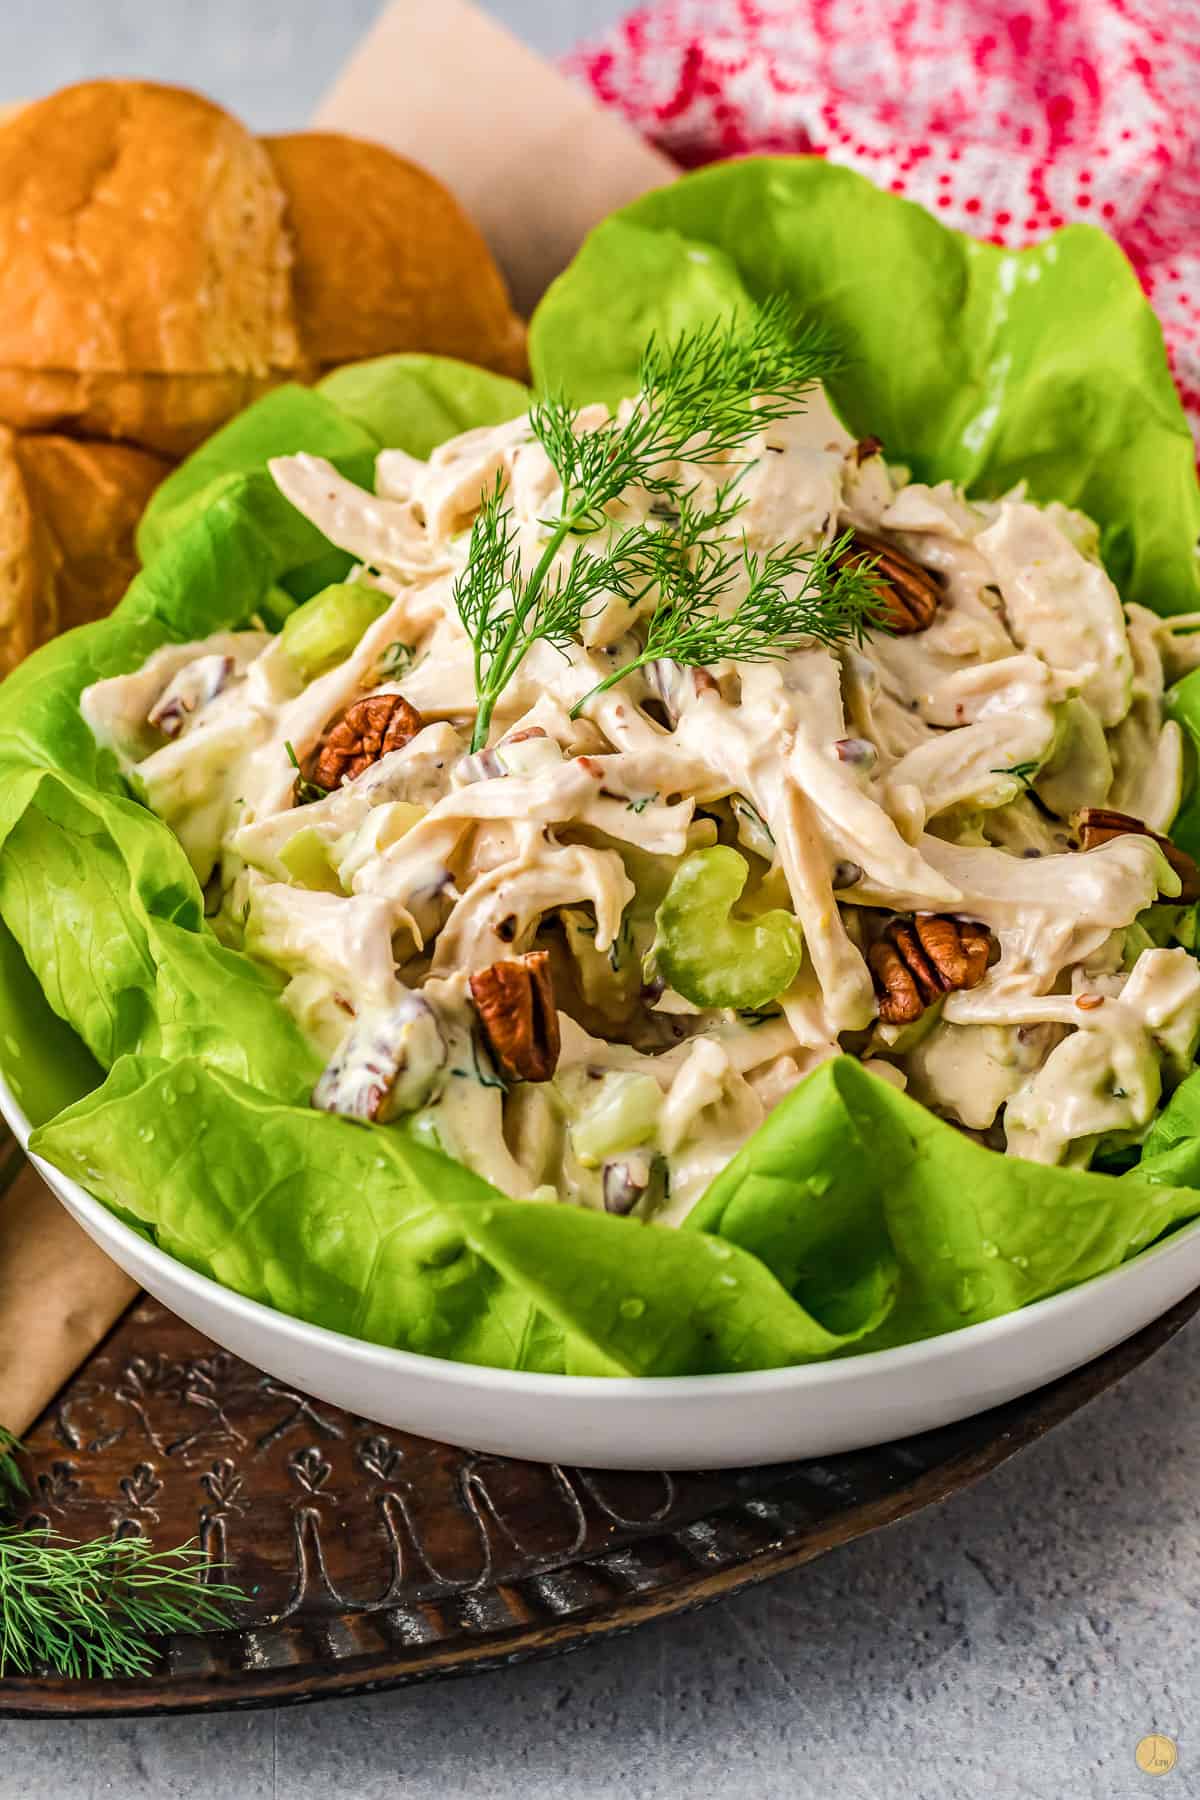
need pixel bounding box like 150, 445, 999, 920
2, 4, 1198, 1796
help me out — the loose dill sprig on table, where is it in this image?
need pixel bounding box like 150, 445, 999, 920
0, 1424, 245, 1679
0, 1527, 245, 1679
453, 301, 845, 752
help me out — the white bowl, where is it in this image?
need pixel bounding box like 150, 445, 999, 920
8, 1068, 1200, 1471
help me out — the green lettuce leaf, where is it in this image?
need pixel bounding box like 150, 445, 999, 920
1166, 667, 1200, 860
1141, 1065, 1200, 1173
0, 920, 101, 1128
30, 1053, 1200, 1376
317, 354, 529, 456
137, 385, 379, 567
31, 1056, 879, 1375
0, 771, 318, 1096
1, 226, 1198, 1376
139, 360, 530, 602
691, 1059, 1200, 1353
531, 158, 1200, 615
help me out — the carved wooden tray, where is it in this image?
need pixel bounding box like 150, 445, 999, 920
4, 1283, 1199, 1719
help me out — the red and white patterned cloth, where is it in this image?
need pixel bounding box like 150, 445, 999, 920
567, 1, 1200, 443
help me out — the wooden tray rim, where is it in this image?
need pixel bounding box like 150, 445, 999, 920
3, 1286, 1196, 1720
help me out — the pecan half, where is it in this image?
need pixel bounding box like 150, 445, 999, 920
869, 915, 994, 1024
469, 950, 561, 1082
1076, 807, 1200, 904
306, 693, 424, 794
837, 529, 942, 634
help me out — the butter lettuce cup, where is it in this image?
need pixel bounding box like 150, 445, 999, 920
1, 161, 1200, 1465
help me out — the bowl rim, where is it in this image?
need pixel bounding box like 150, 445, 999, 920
9, 1063, 1200, 1399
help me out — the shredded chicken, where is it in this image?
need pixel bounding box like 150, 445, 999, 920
80, 385, 1200, 1214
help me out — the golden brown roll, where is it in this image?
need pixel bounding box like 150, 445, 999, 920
0, 81, 529, 670
0, 82, 527, 459
0, 81, 299, 455
263, 132, 528, 381
0, 429, 169, 670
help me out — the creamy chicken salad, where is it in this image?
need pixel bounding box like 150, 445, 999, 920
80, 372, 1200, 1225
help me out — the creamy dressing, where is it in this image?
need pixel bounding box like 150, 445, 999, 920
80, 385, 1200, 1214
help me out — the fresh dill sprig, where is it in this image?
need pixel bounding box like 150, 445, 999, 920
454, 478, 658, 752
0, 1423, 245, 1680
453, 302, 842, 752
530, 299, 841, 529
377, 639, 415, 681
570, 523, 886, 716
991, 758, 1064, 824
0, 1527, 244, 1679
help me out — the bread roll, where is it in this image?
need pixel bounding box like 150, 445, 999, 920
0, 429, 169, 670
0, 82, 298, 454
264, 132, 528, 381
0, 83, 527, 458
0, 430, 33, 667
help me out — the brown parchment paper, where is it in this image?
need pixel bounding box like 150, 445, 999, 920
0, 1161, 136, 1436
315, 0, 676, 317
0, 2, 674, 1439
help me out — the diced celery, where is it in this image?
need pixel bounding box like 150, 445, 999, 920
1122, 920, 1156, 970
653, 846, 803, 1010
871, 999, 944, 1053
1132, 902, 1200, 956
255, 584, 300, 632
333, 802, 426, 885
279, 582, 391, 680
569, 1072, 663, 1168
407, 1109, 445, 1154
279, 828, 344, 894
1035, 698, 1112, 817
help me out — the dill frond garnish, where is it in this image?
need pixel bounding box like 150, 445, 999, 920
530, 300, 843, 529
570, 517, 885, 716
378, 639, 415, 681
453, 301, 848, 752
